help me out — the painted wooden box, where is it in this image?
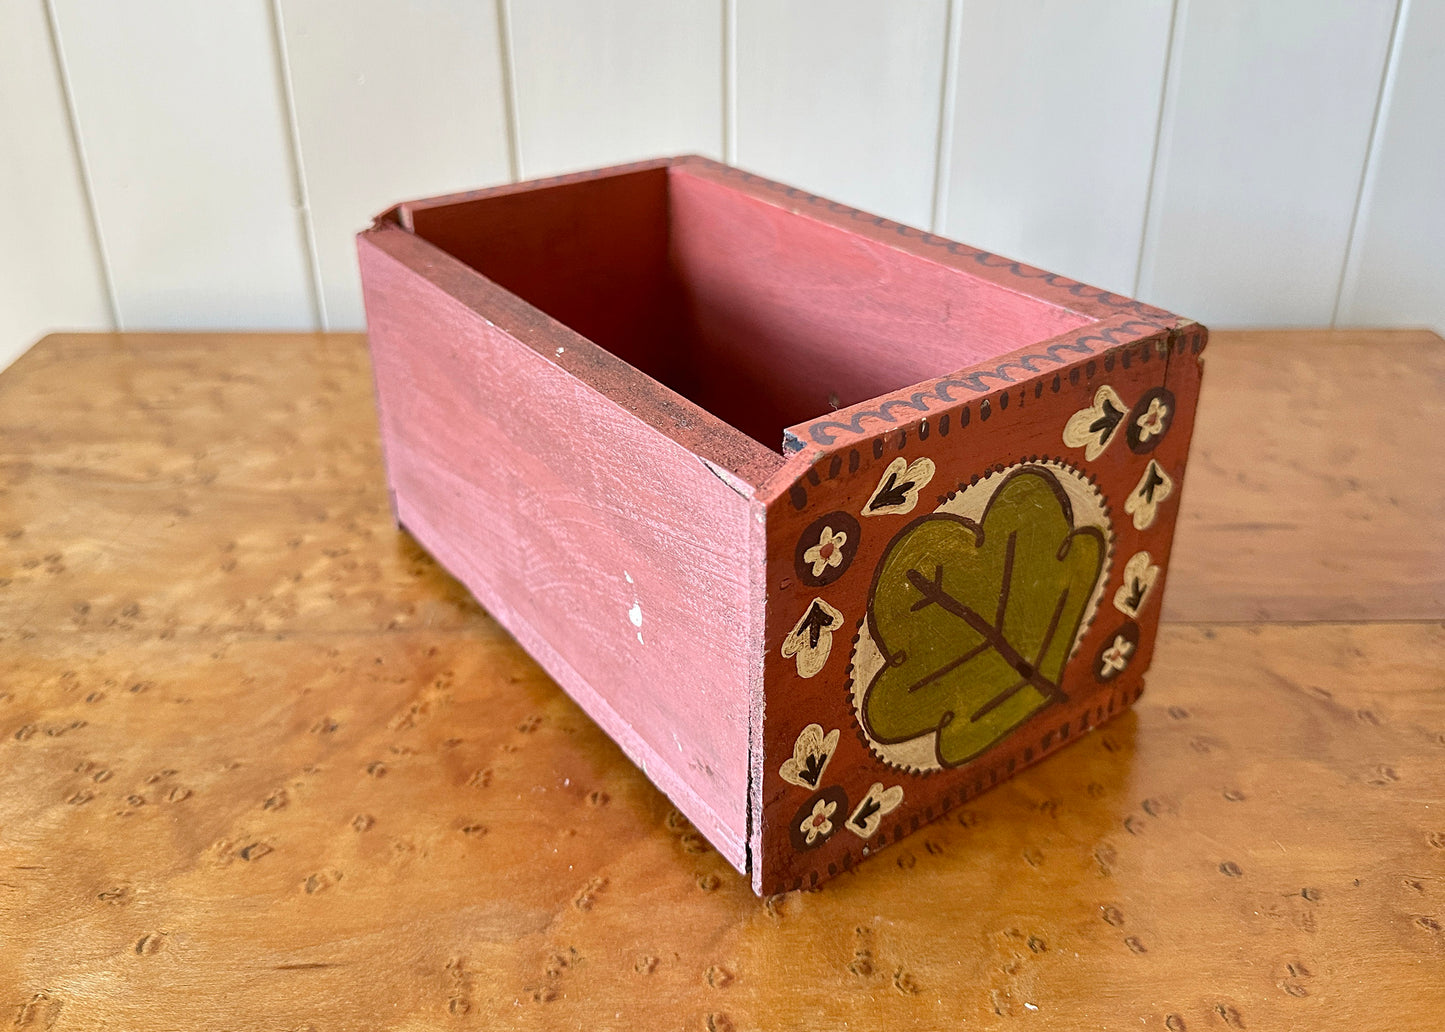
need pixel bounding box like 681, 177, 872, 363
357, 156, 1206, 895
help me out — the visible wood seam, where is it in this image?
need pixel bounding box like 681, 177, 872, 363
928, 0, 962, 234
495, 0, 523, 181
41, 0, 120, 330
1131, 0, 1181, 299
1331, 0, 1408, 327
266, 0, 327, 329
722, 0, 737, 164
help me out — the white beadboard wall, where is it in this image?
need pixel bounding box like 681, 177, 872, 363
3, 0, 1441, 371
49, 0, 318, 334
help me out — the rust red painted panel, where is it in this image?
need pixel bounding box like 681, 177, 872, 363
754, 321, 1205, 894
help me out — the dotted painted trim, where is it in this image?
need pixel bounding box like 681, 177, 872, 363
782, 682, 1147, 893
799, 321, 1193, 449
786, 332, 1199, 511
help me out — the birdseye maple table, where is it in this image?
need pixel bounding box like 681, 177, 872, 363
2, 328, 1442, 1030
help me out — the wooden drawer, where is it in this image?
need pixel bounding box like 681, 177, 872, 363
358, 156, 1205, 894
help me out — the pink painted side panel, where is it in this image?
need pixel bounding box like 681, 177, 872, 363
359, 231, 756, 869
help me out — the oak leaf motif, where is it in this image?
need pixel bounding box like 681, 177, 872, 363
861, 467, 1106, 767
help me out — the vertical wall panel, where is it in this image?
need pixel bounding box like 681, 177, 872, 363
5, 1, 1435, 342
0, 0, 110, 371
50, 0, 316, 330
277, 0, 513, 329
941, 0, 1174, 298
508, 0, 724, 178
735, 0, 947, 229
1336, 0, 1444, 333
1137, 0, 1397, 326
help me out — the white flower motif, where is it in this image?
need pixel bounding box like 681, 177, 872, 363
802, 525, 848, 577
1136, 397, 1170, 442
799, 798, 837, 844
1100, 635, 1135, 676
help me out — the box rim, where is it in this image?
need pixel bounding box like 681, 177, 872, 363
368, 157, 1196, 498
359, 219, 788, 491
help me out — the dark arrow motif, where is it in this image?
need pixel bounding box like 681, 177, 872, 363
799, 600, 836, 649
1114, 551, 1158, 617
1141, 465, 1166, 502
1089, 396, 1125, 441
844, 783, 905, 838
797, 752, 826, 787
782, 598, 845, 678
868, 470, 917, 511
780, 724, 841, 787
851, 796, 882, 829
1063, 385, 1130, 460
863, 457, 936, 517
1125, 461, 1173, 531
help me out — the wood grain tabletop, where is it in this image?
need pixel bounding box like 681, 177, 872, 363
2, 329, 1442, 1030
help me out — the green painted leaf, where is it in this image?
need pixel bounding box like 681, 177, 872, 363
861, 467, 1106, 767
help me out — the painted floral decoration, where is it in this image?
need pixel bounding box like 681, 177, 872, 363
856, 466, 1107, 769
1100, 634, 1134, 676
780, 723, 840, 790
802, 525, 849, 578
799, 797, 837, 844
1135, 397, 1170, 442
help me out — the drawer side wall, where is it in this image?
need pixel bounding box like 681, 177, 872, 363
359, 233, 756, 870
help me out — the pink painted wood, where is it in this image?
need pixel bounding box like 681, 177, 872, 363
360, 224, 774, 868
358, 156, 1205, 892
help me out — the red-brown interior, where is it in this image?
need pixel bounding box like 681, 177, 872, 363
405, 166, 1092, 451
